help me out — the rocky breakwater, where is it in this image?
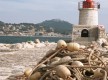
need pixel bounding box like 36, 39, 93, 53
8, 38, 108, 80
0, 39, 56, 80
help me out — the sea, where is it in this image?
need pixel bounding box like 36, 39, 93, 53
0, 36, 71, 44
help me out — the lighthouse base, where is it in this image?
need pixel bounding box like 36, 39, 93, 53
72, 25, 106, 45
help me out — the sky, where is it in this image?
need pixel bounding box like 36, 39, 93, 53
0, 0, 108, 31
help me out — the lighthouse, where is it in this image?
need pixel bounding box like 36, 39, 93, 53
79, 0, 100, 25
72, 0, 106, 45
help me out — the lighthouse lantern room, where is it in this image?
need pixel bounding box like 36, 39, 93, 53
72, 0, 106, 45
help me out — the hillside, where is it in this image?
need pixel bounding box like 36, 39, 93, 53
35, 19, 73, 34
0, 19, 73, 35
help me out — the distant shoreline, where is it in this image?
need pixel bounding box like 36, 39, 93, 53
0, 35, 71, 38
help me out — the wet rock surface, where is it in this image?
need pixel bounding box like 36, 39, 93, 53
0, 43, 56, 80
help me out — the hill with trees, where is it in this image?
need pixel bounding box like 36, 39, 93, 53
0, 19, 73, 36
35, 19, 73, 35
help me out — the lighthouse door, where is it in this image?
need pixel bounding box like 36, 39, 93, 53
81, 29, 89, 37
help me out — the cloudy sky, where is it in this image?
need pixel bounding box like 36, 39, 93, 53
0, 0, 108, 31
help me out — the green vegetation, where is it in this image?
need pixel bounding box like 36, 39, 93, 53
0, 19, 73, 35
35, 19, 73, 35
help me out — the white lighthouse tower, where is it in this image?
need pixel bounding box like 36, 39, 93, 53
72, 0, 106, 45
79, 0, 100, 25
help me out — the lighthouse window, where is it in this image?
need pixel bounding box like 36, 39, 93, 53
81, 29, 89, 37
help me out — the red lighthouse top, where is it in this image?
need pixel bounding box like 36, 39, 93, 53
86, 0, 93, 2
83, 0, 94, 8
78, 0, 100, 9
